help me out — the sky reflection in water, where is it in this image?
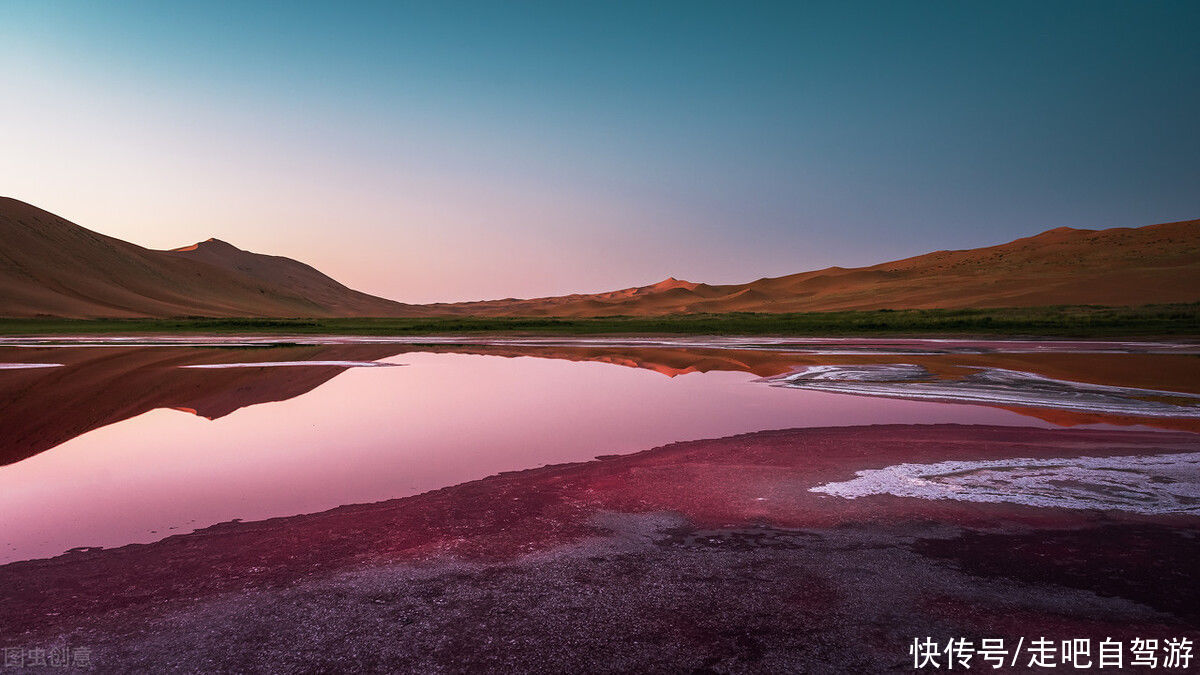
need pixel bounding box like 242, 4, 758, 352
0, 340, 1195, 563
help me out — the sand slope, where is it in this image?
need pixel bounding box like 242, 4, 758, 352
421, 220, 1200, 316
163, 238, 414, 316
2, 196, 1197, 317
0, 198, 414, 318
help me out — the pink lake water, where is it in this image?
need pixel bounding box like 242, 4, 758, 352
1, 338, 1196, 563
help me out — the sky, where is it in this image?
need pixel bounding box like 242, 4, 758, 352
1, 1, 1198, 304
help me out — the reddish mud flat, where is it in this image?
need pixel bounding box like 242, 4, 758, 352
2, 424, 1197, 672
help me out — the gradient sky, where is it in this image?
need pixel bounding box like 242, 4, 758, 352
2, 1, 1198, 303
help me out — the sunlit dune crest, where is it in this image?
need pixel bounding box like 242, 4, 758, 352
167, 238, 215, 252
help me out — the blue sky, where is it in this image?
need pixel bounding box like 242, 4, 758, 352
2, 1, 1197, 302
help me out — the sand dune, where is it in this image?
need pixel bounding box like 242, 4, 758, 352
420, 220, 1200, 316
163, 237, 416, 316
0, 198, 415, 318
2, 196, 1196, 318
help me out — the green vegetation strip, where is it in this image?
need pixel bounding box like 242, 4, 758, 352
1, 304, 1197, 337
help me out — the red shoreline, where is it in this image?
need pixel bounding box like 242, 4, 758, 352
3, 423, 1197, 640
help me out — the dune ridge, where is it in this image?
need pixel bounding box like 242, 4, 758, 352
1, 196, 1197, 318
0, 198, 415, 318
420, 220, 1200, 316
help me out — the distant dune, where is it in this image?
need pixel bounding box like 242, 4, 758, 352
1, 196, 1196, 318
424, 220, 1200, 316
0, 198, 415, 318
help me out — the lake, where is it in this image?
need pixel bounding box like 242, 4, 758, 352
1, 336, 1198, 563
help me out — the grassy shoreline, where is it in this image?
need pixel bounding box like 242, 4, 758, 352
0, 304, 1197, 337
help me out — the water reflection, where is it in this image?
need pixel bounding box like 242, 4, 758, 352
0, 337, 1197, 562
0, 343, 407, 466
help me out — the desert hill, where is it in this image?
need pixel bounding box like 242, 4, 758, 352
1, 196, 1196, 318
163, 237, 412, 316
419, 219, 1200, 316
0, 198, 414, 318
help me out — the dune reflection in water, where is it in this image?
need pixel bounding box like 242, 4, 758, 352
0, 350, 1038, 562
1, 338, 1198, 563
